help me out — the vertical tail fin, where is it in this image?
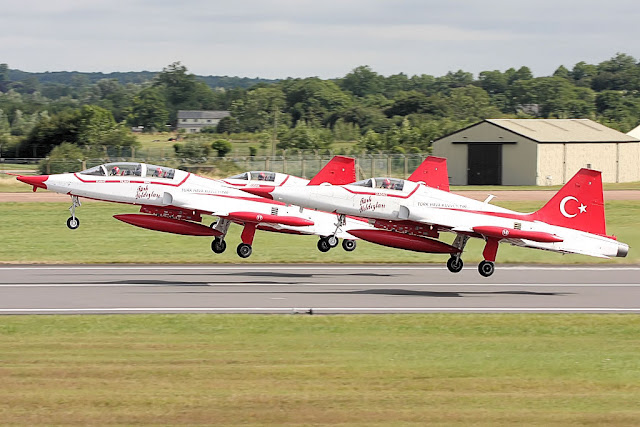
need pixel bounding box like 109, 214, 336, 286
308, 156, 356, 185
533, 168, 606, 235
408, 156, 450, 191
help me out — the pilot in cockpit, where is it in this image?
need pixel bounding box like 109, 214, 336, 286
110, 166, 120, 176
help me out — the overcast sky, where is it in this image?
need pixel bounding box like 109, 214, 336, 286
1, 0, 639, 79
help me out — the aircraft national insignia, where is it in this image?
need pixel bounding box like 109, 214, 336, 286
559, 196, 587, 218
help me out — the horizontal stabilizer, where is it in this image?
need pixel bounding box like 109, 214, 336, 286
473, 226, 563, 243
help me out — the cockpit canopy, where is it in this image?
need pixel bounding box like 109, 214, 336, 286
353, 177, 405, 191
79, 163, 176, 180
229, 171, 277, 182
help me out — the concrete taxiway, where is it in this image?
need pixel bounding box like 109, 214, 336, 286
0, 264, 639, 314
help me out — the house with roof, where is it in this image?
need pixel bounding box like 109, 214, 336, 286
177, 110, 231, 133
432, 119, 640, 186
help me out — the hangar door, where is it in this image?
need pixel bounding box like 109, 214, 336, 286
467, 143, 502, 185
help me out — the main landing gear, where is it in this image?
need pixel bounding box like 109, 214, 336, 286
447, 255, 463, 273
210, 219, 230, 255
444, 234, 498, 277
478, 260, 495, 277
317, 213, 356, 253
66, 196, 81, 230
211, 237, 227, 254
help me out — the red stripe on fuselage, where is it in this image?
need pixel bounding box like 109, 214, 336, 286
342, 185, 420, 199
73, 173, 191, 187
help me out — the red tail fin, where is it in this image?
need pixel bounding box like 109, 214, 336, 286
533, 168, 606, 235
308, 156, 356, 185
408, 156, 450, 191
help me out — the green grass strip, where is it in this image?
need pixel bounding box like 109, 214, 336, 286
1, 314, 639, 425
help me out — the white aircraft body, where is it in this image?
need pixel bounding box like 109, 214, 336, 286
16, 157, 372, 257
243, 166, 629, 276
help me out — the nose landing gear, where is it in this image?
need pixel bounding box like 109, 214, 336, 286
66, 196, 81, 230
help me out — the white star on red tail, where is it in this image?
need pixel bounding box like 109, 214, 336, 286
578, 204, 587, 213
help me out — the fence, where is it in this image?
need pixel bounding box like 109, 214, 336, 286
1, 154, 431, 180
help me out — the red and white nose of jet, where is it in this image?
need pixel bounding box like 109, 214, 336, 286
16, 175, 49, 191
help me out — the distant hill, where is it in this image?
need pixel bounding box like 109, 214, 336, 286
7, 69, 278, 90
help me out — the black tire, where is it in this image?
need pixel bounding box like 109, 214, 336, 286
66, 217, 80, 230
236, 243, 252, 258
327, 235, 339, 248
317, 238, 331, 252
447, 256, 463, 273
211, 238, 227, 254
342, 239, 356, 252
478, 260, 495, 277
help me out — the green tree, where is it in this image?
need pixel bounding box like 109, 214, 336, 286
129, 87, 169, 132
0, 108, 9, 135
76, 105, 117, 145
282, 78, 351, 126
211, 139, 233, 157
173, 139, 211, 162
340, 65, 384, 97
154, 61, 221, 124
277, 122, 333, 151
357, 129, 384, 153
0, 63, 9, 92
231, 87, 287, 132
38, 142, 86, 174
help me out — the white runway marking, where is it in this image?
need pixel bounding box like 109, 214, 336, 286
1, 307, 640, 313
1, 265, 639, 271
1, 283, 640, 288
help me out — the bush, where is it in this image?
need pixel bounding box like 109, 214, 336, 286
211, 139, 232, 157
38, 142, 85, 174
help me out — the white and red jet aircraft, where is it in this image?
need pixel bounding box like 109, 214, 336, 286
243, 163, 629, 276
16, 156, 373, 258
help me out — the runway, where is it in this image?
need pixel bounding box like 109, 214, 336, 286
1, 264, 639, 314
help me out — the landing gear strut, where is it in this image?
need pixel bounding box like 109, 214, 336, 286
66, 195, 81, 230
210, 219, 230, 255
446, 234, 469, 273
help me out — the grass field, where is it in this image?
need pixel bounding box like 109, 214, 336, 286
1, 314, 639, 425
0, 200, 638, 264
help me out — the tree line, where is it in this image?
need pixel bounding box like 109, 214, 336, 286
1, 53, 640, 159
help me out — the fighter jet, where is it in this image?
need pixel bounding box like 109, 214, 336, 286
16, 156, 371, 258
242, 164, 629, 276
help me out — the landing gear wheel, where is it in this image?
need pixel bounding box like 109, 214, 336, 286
66, 217, 80, 230
211, 238, 227, 254
342, 239, 356, 252
317, 238, 331, 252
327, 235, 339, 248
447, 256, 463, 273
237, 243, 252, 258
478, 260, 495, 277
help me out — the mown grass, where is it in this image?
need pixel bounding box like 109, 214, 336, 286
0, 314, 639, 425
0, 200, 637, 264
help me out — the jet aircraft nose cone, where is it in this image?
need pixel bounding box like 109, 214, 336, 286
16, 175, 49, 190
240, 185, 275, 199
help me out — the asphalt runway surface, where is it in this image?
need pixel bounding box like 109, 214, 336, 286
1, 264, 639, 314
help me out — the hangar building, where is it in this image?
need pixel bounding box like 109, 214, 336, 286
432, 119, 640, 186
